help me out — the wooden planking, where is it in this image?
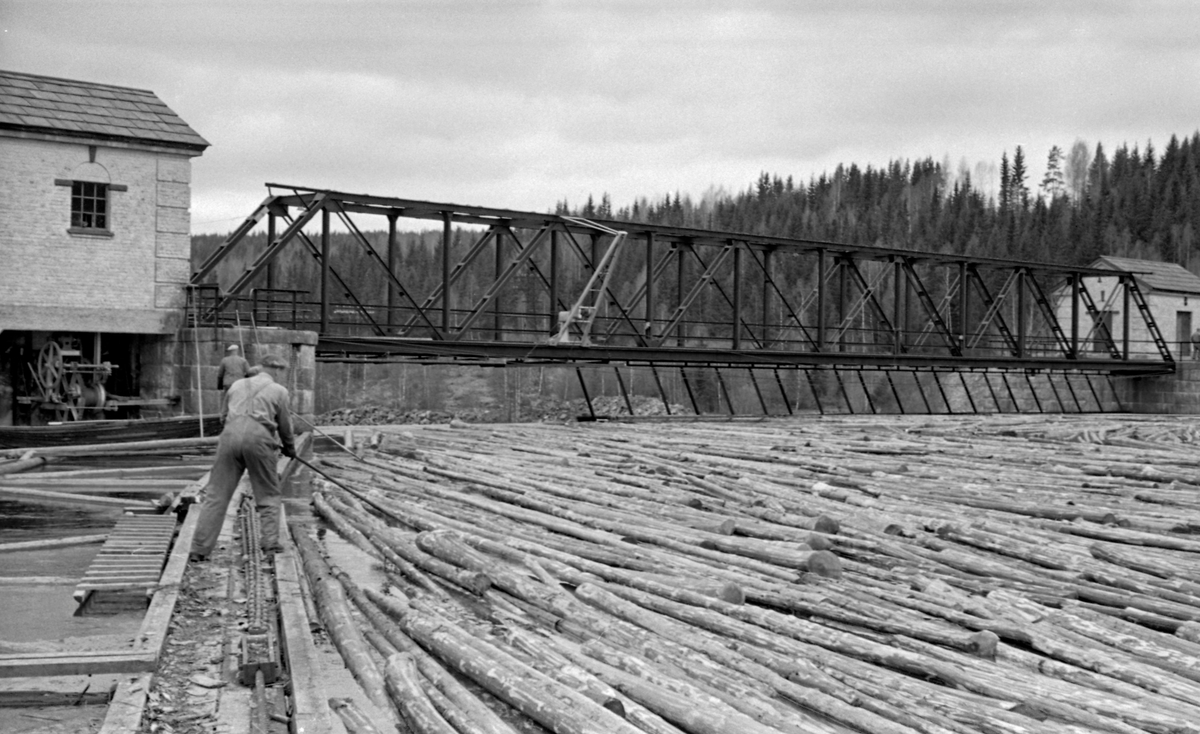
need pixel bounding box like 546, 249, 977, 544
76, 581, 160, 592
278, 508, 335, 734
75, 513, 178, 604
96, 672, 153, 734
0, 650, 155, 678
0, 688, 114, 707
97, 472, 210, 734
132, 495, 200, 658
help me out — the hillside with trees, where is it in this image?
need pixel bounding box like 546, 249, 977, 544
561, 134, 1200, 272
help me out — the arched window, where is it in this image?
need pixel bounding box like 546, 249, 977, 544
71, 180, 108, 230
55, 155, 125, 236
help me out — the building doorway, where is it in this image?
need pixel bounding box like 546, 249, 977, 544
1177, 311, 1192, 359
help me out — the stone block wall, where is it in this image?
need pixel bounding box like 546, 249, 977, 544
1113, 362, 1200, 413
177, 327, 318, 423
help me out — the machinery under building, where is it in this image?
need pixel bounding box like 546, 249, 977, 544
0, 69, 209, 425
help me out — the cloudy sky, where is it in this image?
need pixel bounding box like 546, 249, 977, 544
3, 1, 1199, 234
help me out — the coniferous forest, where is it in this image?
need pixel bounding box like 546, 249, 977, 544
560, 135, 1200, 270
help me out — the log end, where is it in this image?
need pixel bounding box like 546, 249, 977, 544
698, 581, 745, 605
812, 515, 840, 535
465, 572, 492, 596
935, 524, 960, 539
806, 533, 835, 551
1176, 621, 1200, 644
966, 630, 1000, 660
1008, 701, 1050, 721
805, 550, 843, 579
601, 697, 627, 718
699, 519, 736, 535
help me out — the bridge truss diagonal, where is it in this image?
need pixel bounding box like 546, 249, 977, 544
188, 184, 1174, 416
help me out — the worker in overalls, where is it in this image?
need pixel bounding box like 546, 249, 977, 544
216, 344, 250, 414
216, 344, 250, 391
190, 355, 296, 561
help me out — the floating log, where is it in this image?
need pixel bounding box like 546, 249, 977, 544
0, 435, 219, 459
0, 484, 152, 508
292, 415, 1200, 734
0, 576, 76, 585
365, 590, 645, 734
0, 534, 107, 553
384, 653, 458, 734
291, 526, 399, 729
0, 456, 46, 476
329, 698, 385, 734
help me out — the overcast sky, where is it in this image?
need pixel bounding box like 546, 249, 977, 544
4, 1, 1200, 234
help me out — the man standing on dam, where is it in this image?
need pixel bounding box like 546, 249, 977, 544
216, 344, 250, 390
190, 354, 297, 560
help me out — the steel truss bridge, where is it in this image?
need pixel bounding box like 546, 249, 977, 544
189, 184, 1174, 416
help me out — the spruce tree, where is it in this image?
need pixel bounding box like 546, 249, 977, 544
1011, 146, 1030, 210
999, 152, 1011, 212
1041, 145, 1066, 199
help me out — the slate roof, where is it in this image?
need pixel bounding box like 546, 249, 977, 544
0, 69, 208, 151
1093, 255, 1200, 295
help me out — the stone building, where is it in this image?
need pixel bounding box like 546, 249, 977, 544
0, 70, 318, 427
1053, 256, 1200, 361
0, 69, 209, 424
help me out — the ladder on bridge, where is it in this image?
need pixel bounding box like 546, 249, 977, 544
1127, 278, 1175, 363
550, 218, 628, 346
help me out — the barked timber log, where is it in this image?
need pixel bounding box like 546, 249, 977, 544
290, 414, 1200, 734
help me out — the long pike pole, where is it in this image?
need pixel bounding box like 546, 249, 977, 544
291, 412, 361, 461
289, 453, 354, 494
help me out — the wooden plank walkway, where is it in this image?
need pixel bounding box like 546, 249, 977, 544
73, 513, 178, 606
0, 650, 157, 678
98, 493, 203, 734
0, 504, 195, 681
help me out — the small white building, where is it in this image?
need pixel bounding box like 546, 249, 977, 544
0, 69, 208, 423
1055, 256, 1200, 360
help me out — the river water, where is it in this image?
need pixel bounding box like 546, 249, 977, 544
0, 496, 147, 644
